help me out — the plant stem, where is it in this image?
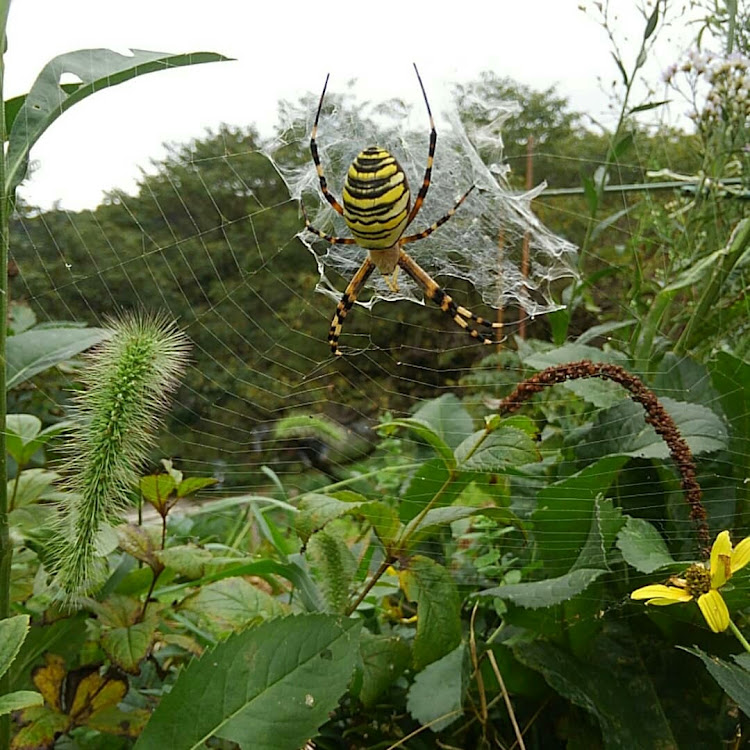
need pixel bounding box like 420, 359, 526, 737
0, 2, 13, 749
728, 619, 750, 654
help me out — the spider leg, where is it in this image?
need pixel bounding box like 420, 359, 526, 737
404, 64, 437, 229
301, 202, 356, 245
397, 250, 503, 344
311, 74, 345, 216
329, 257, 376, 356
401, 185, 475, 244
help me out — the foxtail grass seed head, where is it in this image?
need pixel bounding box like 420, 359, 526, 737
52, 313, 190, 600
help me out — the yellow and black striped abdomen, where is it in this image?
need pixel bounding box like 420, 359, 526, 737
342, 147, 411, 249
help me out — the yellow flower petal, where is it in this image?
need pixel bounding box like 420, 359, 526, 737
646, 597, 691, 606
697, 589, 730, 633
710, 531, 732, 589
731, 537, 750, 574
631, 584, 692, 602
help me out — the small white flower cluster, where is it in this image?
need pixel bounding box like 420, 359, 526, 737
663, 48, 749, 135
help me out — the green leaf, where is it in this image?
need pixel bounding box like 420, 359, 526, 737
608, 131, 634, 162
180, 577, 286, 637
177, 476, 219, 497
407, 643, 467, 732
617, 517, 675, 573
410, 393, 475, 450
140, 474, 177, 505
134, 614, 360, 750
6, 327, 110, 390
379, 418, 455, 468
357, 502, 402, 549
401, 556, 462, 670
356, 631, 411, 708
8, 469, 59, 508
5, 417, 72, 467
156, 544, 214, 579
683, 647, 750, 717
611, 52, 629, 86
571, 498, 625, 572
479, 568, 606, 609
454, 426, 539, 472
515, 630, 676, 749
295, 493, 372, 545
533, 456, 628, 576
8, 49, 230, 193
398, 458, 471, 523
577, 397, 728, 461
0, 614, 30, 679
644, 3, 659, 39
404, 505, 521, 548
629, 99, 669, 114
0, 690, 43, 717
582, 172, 598, 214
101, 621, 159, 674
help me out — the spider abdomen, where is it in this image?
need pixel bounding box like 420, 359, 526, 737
342, 147, 411, 249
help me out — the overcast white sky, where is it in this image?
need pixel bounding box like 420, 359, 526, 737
7, 0, 702, 211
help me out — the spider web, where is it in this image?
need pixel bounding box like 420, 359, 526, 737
9, 63, 747, 643
267, 73, 578, 317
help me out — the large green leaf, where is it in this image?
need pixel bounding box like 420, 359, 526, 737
479, 568, 606, 609
617, 517, 676, 573
401, 556, 462, 670
379, 418, 455, 468
6, 327, 109, 390
406, 643, 467, 732
398, 458, 471, 522
0, 690, 43, 717
454, 426, 539, 472
7, 49, 230, 193
295, 493, 371, 544
515, 630, 677, 749
356, 631, 411, 708
684, 647, 750, 718
0, 615, 30, 679
5, 415, 72, 466
179, 577, 286, 637
533, 455, 628, 576
134, 614, 360, 750
577, 397, 728, 461
410, 393, 475, 450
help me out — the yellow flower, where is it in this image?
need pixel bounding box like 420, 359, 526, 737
631, 530, 750, 633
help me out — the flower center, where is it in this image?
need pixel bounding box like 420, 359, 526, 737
684, 564, 712, 597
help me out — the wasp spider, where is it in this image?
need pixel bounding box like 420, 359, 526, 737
303, 64, 503, 356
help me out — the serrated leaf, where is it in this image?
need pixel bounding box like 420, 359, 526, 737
7, 327, 110, 390
140, 473, 177, 512
156, 544, 213, 579
7, 49, 230, 193
180, 577, 286, 636
0, 614, 30, 679
357, 631, 411, 708
0, 690, 43, 717
358, 502, 402, 549
577, 397, 728, 461
117, 524, 159, 566
401, 556, 462, 670
534, 455, 628, 576
177, 476, 218, 497
11, 705, 70, 748
296, 493, 372, 545
407, 643, 466, 732
479, 568, 606, 609
134, 614, 360, 750
454, 426, 539, 472
683, 647, 750, 717
101, 621, 158, 674
571, 498, 625, 572
617, 517, 675, 573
